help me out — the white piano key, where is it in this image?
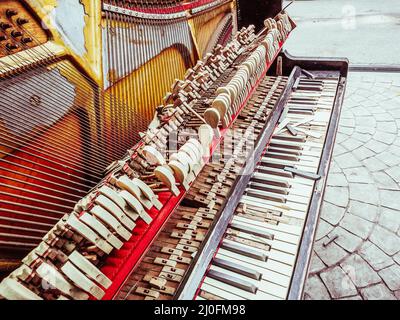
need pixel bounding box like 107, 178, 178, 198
221, 239, 268, 261
247, 181, 290, 195
213, 256, 262, 280
232, 216, 299, 244
200, 282, 245, 300
223, 238, 296, 266
218, 247, 293, 277
246, 188, 287, 203
266, 151, 322, 165
243, 194, 309, 213
208, 268, 258, 293
241, 197, 307, 220
261, 157, 320, 171
253, 172, 291, 187
251, 177, 314, 198
203, 277, 281, 300
270, 138, 323, 149
234, 214, 302, 236
258, 181, 313, 199
292, 127, 323, 139
264, 174, 317, 192
268, 146, 322, 158
224, 228, 298, 255
290, 97, 334, 104
288, 103, 331, 110
292, 91, 335, 98
210, 265, 288, 299
246, 187, 311, 205
229, 220, 274, 240
285, 118, 330, 128
216, 252, 291, 287
253, 182, 314, 199
270, 138, 304, 149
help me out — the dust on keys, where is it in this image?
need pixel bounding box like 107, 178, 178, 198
196, 74, 340, 300
115, 75, 289, 300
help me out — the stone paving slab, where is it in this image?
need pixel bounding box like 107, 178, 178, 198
284, 0, 400, 65
303, 72, 400, 300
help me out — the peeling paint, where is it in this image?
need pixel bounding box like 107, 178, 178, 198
52, 0, 87, 57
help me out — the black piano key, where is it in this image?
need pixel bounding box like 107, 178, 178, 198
288, 109, 315, 116
265, 152, 299, 162
256, 166, 293, 178
288, 104, 316, 110
251, 176, 290, 188
267, 146, 301, 156
213, 257, 262, 280
270, 140, 304, 150
229, 222, 274, 240
208, 269, 258, 294
289, 97, 318, 104
246, 189, 286, 203
259, 159, 284, 169
300, 69, 316, 79
273, 135, 306, 143
286, 124, 298, 136
299, 80, 323, 85
221, 241, 268, 261
296, 85, 323, 91
248, 181, 289, 195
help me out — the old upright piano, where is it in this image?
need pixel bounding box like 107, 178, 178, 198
0, 0, 348, 300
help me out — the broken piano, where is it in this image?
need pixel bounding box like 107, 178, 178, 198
0, 0, 348, 300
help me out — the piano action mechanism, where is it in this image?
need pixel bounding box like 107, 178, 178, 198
0, 0, 348, 300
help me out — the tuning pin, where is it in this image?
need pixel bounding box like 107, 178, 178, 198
0, 22, 12, 30
6, 9, 18, 18
21, 37, 32, 44
6, 43, 18, 50
11, 30, 22, 38
0, 35, 7, 41
17, 18, 28, 25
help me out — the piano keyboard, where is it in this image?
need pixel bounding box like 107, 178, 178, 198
196, 75, 340, 300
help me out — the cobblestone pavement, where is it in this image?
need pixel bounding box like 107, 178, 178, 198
284, 0, 400, 65
303, 72, 400, 300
